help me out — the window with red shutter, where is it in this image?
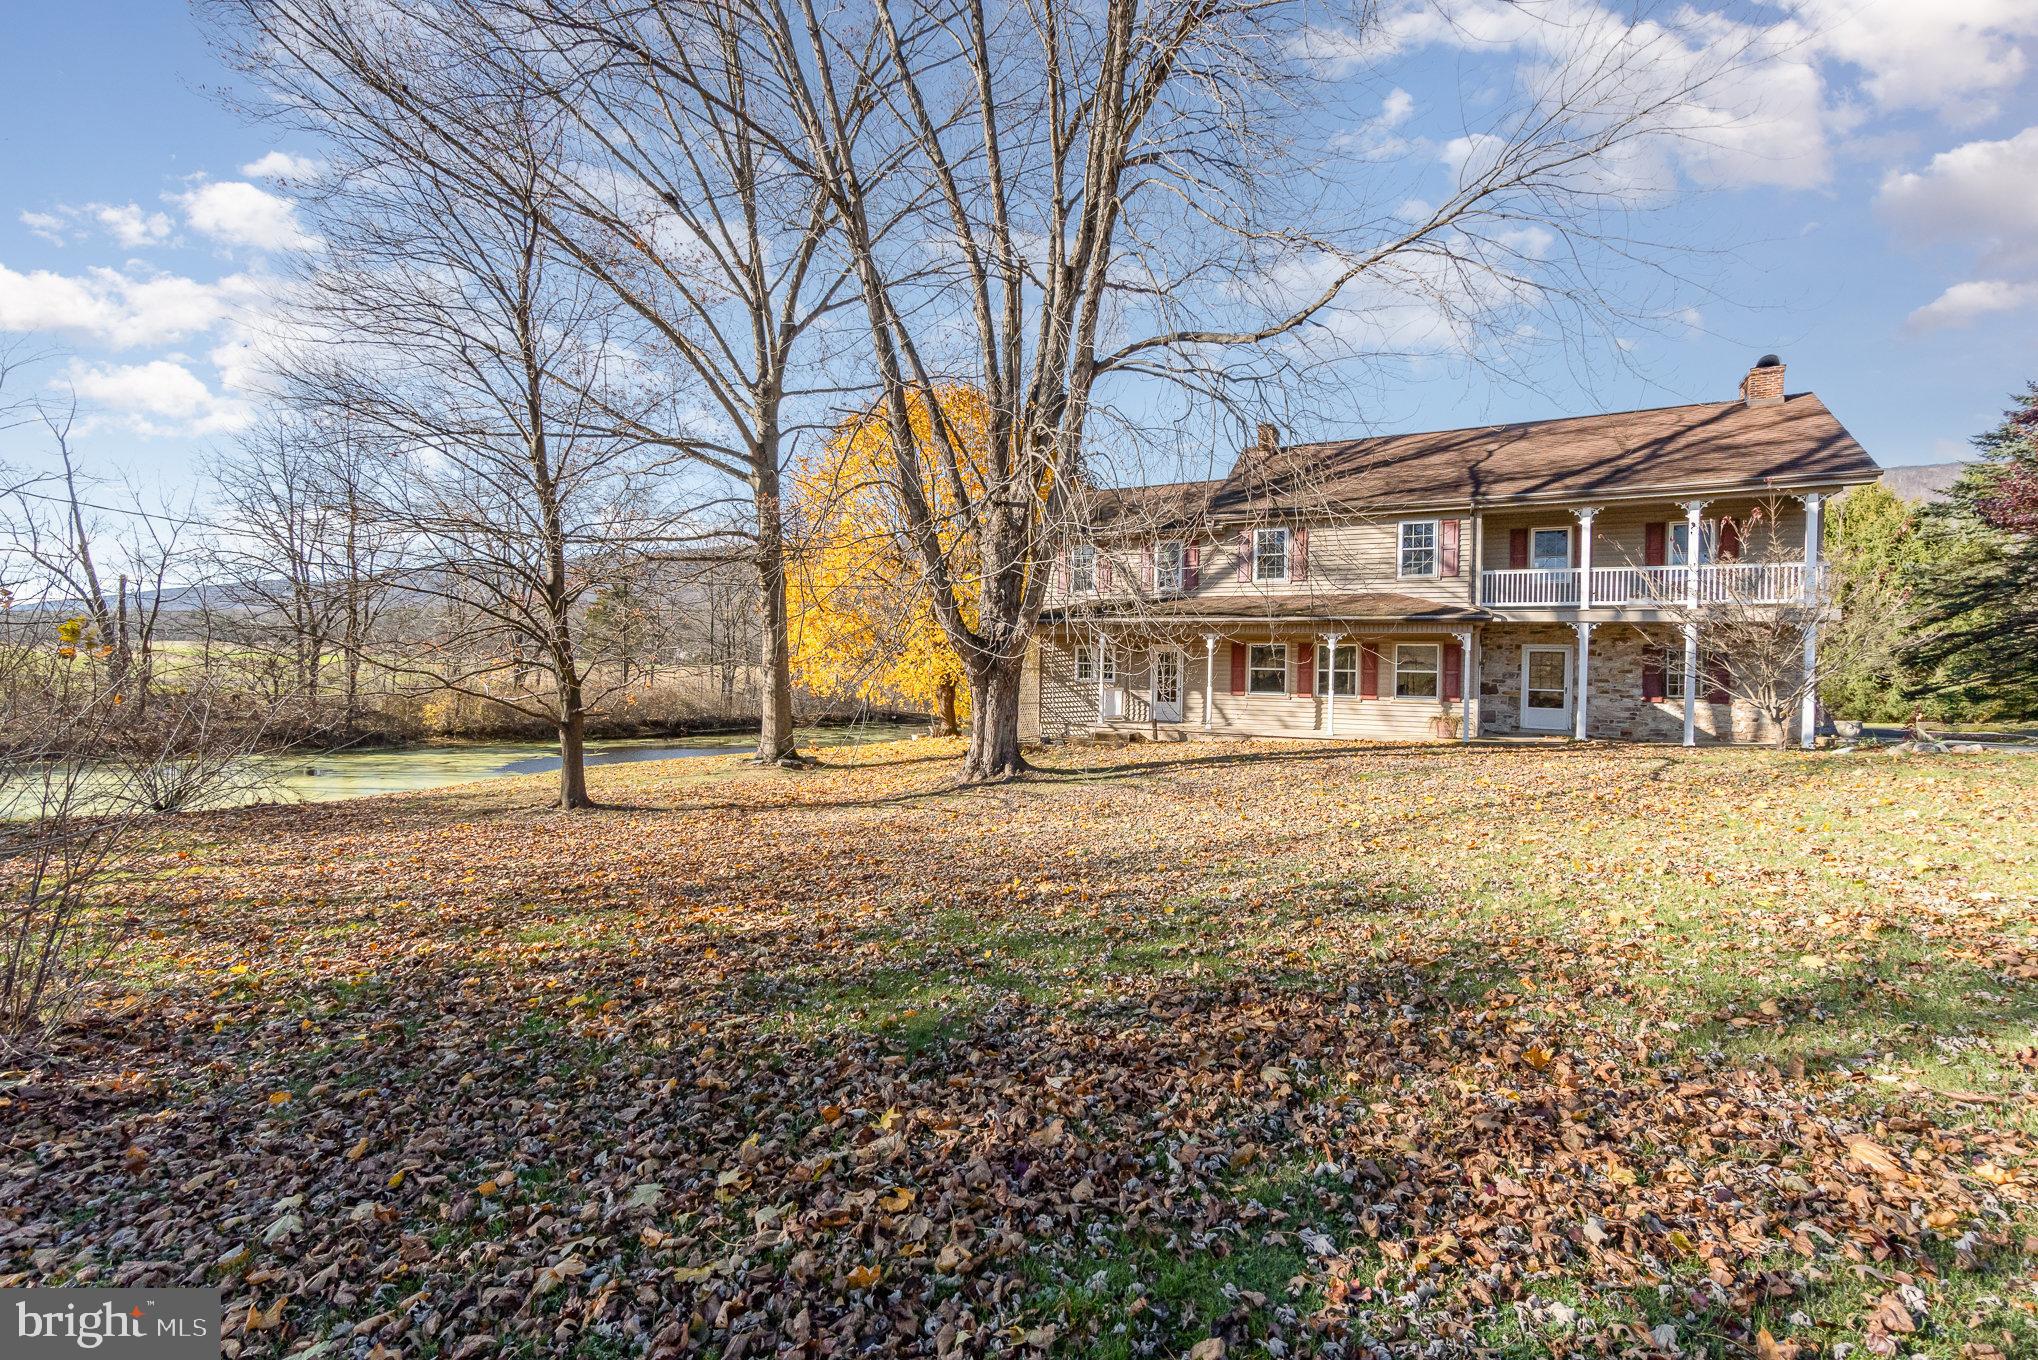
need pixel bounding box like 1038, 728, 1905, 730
1442, 641, 1463, 701
1704, 653, 1730, 704
1183, 542, 1200, 591
1642, 653, 1665, 701
1717, 518, 1741, 561
1644, 522, 1666, 567
1440, 519, 1460, 577
1290, 526, 1308, 582
1509, 528, 1529, 569
1295, 642, 1314, 696
1359, 645, 1379, 699
1229, 641, 1247, 695
1236, 529, 1251, 582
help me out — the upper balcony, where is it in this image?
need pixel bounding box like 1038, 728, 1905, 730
1479, 562, 1808, 609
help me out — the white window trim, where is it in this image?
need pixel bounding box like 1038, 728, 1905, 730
1247, 642, 1289, 695
1069, 543, 1098, 595
1529, 524, 1574, 572
1154, 539, 1186, 595
1073, 643, 1097, 684
1663, 646, 1689, 702
1315, 642, 1359, 697
1667, 521, 1716, 567
1398, 518, 1440, 579
1391, 642, 1442, 701
1253, 527, 1290, 584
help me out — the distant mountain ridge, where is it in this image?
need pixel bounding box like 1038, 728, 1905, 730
1880, 461, 1968, 504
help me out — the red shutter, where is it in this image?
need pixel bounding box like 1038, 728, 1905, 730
1642, 652, 1665, 701
1571, 530, 1581, 567
1704, 653, 1730, 704
1229, 642, 1247, 695
1142, 542, 1154, 592
1442, 641, 1462, 701
1237, 528, 1251, 582
1717, 518, 1741, 562
1098, 553, 1110, 593
1644, 522, 1666, 567
1359, 645, 1379, 700
1057, 547, 1069, 594
1440, 519, 1460, 577
1291, 526, 1308, 582
1295, 642, 1314, 697
1184, 542, 1200, 592
1509, 528, 1529, 569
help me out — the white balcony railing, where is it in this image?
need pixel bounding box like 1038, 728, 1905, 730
1481, 562, 1807, 608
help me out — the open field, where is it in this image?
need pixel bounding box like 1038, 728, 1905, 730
6, 740, 2037, 1358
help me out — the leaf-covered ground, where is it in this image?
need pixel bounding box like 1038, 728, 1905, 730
6, 740, 2038, 1360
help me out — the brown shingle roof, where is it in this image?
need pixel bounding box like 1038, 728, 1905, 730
1087, 393, 1878, 525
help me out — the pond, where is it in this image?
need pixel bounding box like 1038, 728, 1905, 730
4, 721, 928, 817
270, 723, 919, 803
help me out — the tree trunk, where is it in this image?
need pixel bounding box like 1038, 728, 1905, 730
557, 707, 591, 809
933, 677, 959, 737
962, 653, 1027, 780
753, 469, 798, 764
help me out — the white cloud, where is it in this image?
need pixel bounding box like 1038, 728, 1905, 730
1877, 126, 2038, 265
1904, 279, 2038, 333
1787, 0, 2038, 125
0, 262, 262, 348
1379, 88, 1415, 127
94, 203, 174, 248
20, 211, 69, 245
66, 358, 255, 437
175, 180, 318, 252
240, 151, 322, 180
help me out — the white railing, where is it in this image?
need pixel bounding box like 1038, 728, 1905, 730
1479, 567, 1580, 605
1482, 562, 1807, 608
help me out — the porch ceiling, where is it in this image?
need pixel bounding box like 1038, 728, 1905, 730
1041, 590, 1492, 627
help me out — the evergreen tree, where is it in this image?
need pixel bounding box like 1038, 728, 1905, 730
1908, 384, 2038, 719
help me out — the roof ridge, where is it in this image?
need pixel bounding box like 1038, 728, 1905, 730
1273, 393, 1805, 454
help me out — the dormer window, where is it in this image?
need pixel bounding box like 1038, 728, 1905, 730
1069, 544, 1097, 593
1154, 540, 1185, 594
1253, 527, 1289, 583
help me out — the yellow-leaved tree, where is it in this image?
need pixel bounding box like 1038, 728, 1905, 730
790, 386, 985, 735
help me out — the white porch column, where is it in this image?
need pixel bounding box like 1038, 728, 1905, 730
1202, 632, 1218, 732
1573, 620, 1593, 740
1322, 631, 1342, 739
1682, 499, 1707, 607
1574, 506, 1600, 609
1800, 492, 1824, 749
1682, 621, 1699, 747
1096, 636, 1109, 725
1458, 629, 1475, 742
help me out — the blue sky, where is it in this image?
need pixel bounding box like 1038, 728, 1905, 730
1, 0, 2034, 491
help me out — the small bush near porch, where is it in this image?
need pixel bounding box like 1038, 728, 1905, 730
9, 742, 2038, 1359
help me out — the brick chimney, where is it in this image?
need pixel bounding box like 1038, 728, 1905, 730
1255, 421, 1280, 451
1740, 354, 1785, 407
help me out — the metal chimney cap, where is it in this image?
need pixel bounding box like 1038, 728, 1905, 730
1755, 353, 1782, 368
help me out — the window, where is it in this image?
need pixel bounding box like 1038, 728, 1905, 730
1667, 522, 1716, 566
1398, 520, 1438, 577
1248, 643, 1288, 694
1073, 644, 1096, 683
1253, 527, 1289, 583
1530, 527, 1572, 571
1663, 647, 1689, 702
1069, 544, 1097, 593
1315, 643, 1359, 696
1394, 644, 1440, 699
1154, 540, 1185, 594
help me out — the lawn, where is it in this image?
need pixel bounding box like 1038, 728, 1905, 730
5, 740, 2036, 1359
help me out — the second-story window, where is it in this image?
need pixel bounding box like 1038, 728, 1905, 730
1668, 522, 1715, 566
1399, 520, 1438, 577
1154, 540, 1185, 594
1531, 527, 1572, 571
1253, 527, 1289, 583
1069, 544, 1097, 593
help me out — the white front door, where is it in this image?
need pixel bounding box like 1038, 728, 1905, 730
1520, 645, 1572, 731
1098, 646, 1122, 720
1150, 648, 1183, 723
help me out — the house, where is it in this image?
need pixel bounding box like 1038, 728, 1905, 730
1019, 357, 1881, 747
